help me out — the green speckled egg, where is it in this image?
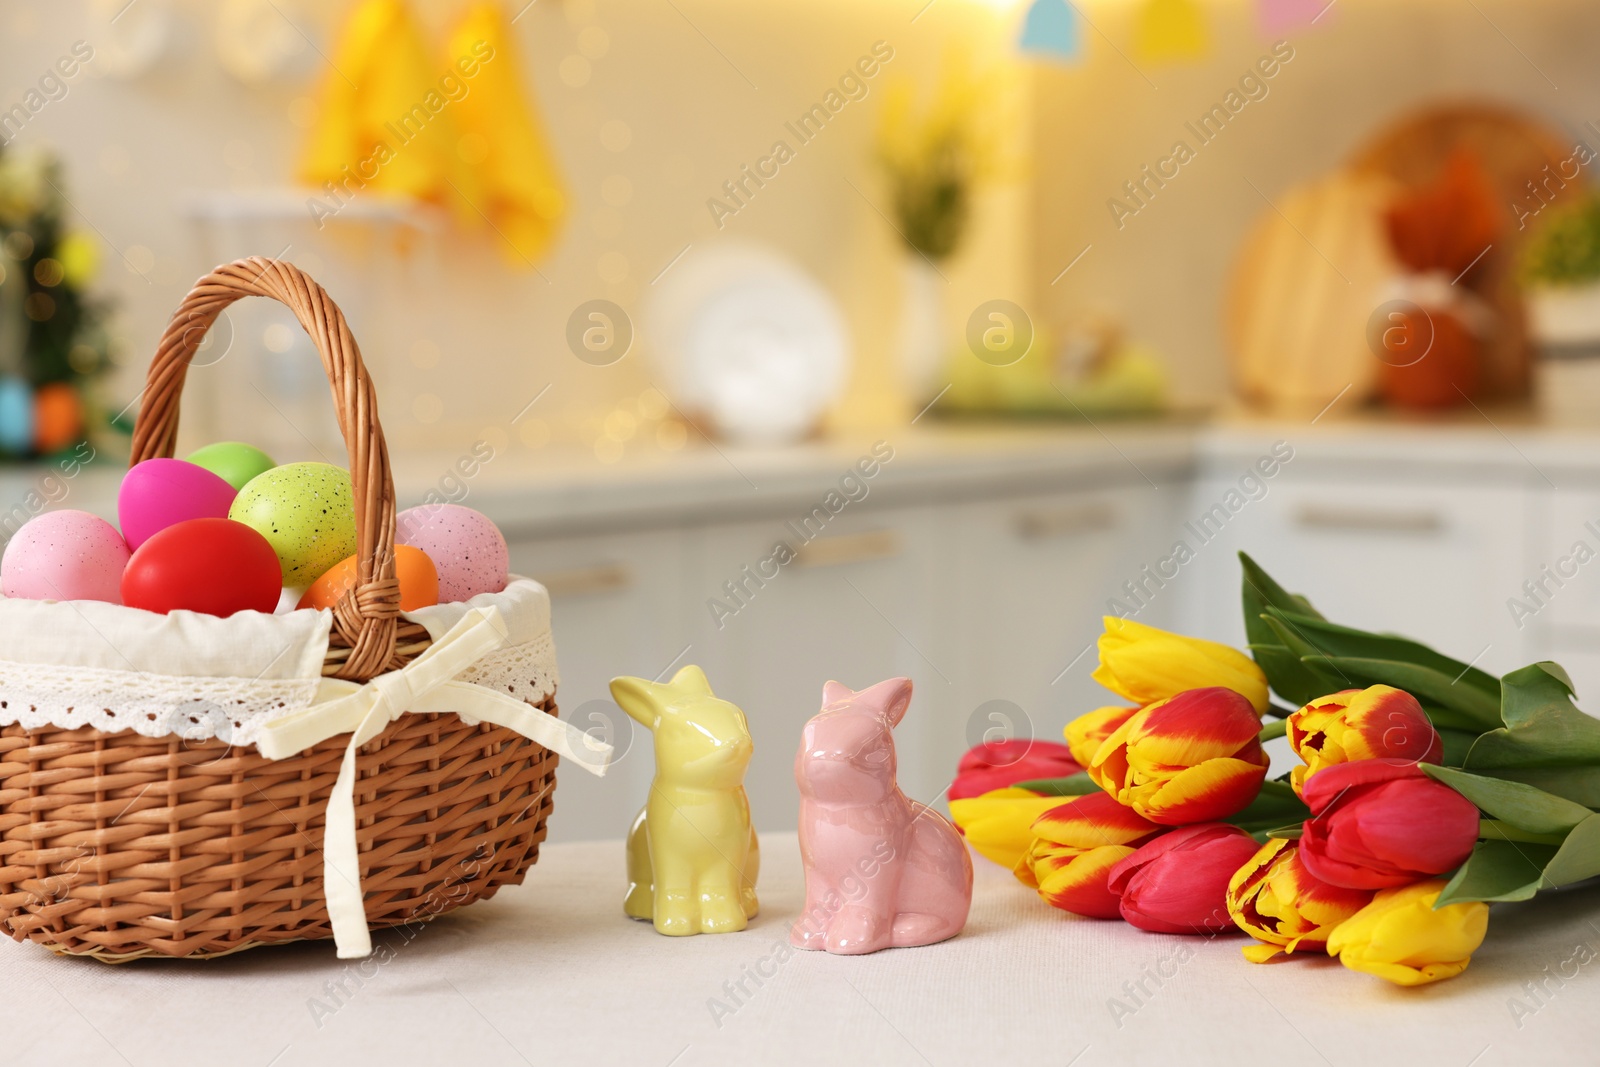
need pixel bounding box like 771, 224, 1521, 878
229, 462, 357, 586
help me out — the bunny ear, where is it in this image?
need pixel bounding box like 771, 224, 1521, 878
855, 677, 914, 727
821, 680, 855, 707
609, 675, 662, 730
669, 664, 715, 697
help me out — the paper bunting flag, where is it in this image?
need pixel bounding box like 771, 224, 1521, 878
1260, 0, 1332, 35
1134, 0, 1208, 64
1019, 0, 1081, 64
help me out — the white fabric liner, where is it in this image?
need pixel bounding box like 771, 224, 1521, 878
0, 576, 612, 959
0, 576, 561, 745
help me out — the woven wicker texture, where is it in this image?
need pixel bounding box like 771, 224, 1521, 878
0, 259, 561, 960
0, 704, 558, 960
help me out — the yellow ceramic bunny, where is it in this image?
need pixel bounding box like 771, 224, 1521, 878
611, 665, 760, 935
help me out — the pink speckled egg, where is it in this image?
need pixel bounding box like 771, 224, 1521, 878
395, 504, 508, 603
2, 509, 131, 603
119, 458, 238, 551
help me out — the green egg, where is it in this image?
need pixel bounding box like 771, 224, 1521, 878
187, 441, 277, 493
229, 462, 357, 586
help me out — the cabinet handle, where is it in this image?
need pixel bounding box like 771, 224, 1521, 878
794, 529, 902, 569
536, 563, 633, 598
1014, 504, 1117, 541
1293, 505, 1445, 535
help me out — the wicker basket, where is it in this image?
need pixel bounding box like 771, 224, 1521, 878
0, 258, 562, 961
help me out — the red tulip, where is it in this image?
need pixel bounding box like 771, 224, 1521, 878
1108, 823, 1262, 934
948, 739, 1080, 801
1299, 759, 1480, 890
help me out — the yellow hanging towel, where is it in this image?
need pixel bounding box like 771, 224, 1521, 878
298, 0, 482, 220
444, 4, 567, 265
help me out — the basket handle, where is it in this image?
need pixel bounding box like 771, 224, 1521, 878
130, 257, 402, 682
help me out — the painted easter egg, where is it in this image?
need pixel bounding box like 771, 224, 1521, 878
299, 544, 440, 612
0, 377, 34, 454
229, 462, 357, 586
121, 517, 281, 616
1, 509, 130, 602
186, 441, 277, 493
118, 458, 239, 551
396, 504, 508, 603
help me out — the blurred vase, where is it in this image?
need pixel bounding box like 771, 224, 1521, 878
897, 254, 947, 405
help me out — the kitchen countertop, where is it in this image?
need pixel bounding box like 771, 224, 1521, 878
7, 831, 1595, 1066
7, 411, 1600, 541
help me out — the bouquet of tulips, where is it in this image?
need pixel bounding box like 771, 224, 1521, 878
950, 553, 1600, 987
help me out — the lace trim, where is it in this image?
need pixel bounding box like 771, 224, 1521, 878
0, 632, 559, 748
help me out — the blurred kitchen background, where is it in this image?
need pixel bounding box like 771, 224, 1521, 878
4, 0, 1600, 840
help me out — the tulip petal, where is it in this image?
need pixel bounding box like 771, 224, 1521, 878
1126, 688, 1263, 767
1131, 754, 1269, 825
1242, 943, 1286, 964
1036, 844, 1136, 918
1032, 791, 1164, 849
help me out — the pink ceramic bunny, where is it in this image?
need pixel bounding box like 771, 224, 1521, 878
793, 677, 973, 954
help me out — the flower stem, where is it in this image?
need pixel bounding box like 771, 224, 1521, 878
1478, 820, 1567, 846
1258, 719, 1288, 743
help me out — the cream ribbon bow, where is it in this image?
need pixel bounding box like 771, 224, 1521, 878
259, 607, 613, 958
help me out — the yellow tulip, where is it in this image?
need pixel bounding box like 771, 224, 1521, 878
1326, 880, 1489, 986
949, 788, 1085, 869
1092, 617, 1269, 714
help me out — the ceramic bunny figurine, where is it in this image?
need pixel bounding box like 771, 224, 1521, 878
793, 677, 972, 954
611, 665, 760, 935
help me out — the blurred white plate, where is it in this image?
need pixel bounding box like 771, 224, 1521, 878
647, 243, 848, 446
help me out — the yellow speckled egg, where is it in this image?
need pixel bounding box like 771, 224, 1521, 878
228, 462, 357, 586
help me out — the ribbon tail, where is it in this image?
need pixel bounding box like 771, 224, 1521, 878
325, 725, 374, 959
415, 682, 614, 776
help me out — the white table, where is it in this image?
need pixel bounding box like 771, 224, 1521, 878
3, 833, 1596, 1066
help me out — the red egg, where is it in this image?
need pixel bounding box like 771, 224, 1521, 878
121, 518, 282, 617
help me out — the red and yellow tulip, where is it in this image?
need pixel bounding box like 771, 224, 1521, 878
1092, 617, 1270, 714
1226, 838, 1375, 962
1016, 793, 1165, 918
1063, 705, 1138, 767
1088, 687, 1270, 825
1288, 685, 1442, 796
1326, 880, 1489, 986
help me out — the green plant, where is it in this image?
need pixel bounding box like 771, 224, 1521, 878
1522, 192, 1600, 286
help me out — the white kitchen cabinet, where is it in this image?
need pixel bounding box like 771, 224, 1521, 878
685, 504, 946, 832
507, 528, 696, 844
1178, 474, 1533, 683
942, 485, 1184, 780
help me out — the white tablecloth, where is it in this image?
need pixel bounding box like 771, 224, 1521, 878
3, 832, 1597, 1066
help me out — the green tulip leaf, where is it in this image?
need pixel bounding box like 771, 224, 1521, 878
1295, 654, 1501, 731
1439, 727, 1480, 767
1421, 764, 1594, 836
1436, 839, 1559, 906
1262, 607, 1500, 705
1464, 664, 1600, 787
1541, 812, 1600, 889
1011, 772, 1097, 797
1239, 553, 1340, 706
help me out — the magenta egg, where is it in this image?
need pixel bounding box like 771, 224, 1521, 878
395, 504, 509, 603
119, 458, 238, 551
1, 509, 131, 603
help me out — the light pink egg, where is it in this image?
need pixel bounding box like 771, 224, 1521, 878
118, 458, 238, 551
395, 504, 508, 603
1, 510, 131, 603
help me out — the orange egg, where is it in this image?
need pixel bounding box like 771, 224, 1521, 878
298, 545, 439, 611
